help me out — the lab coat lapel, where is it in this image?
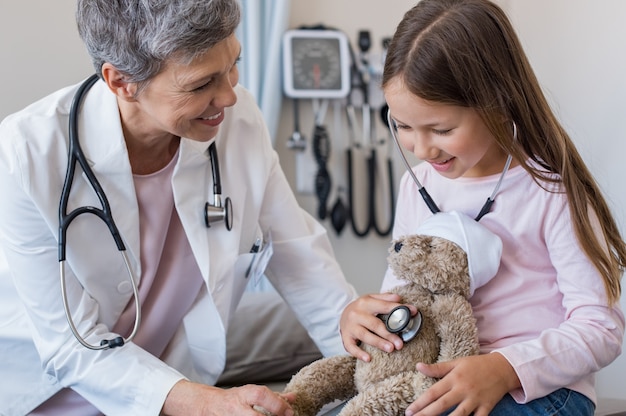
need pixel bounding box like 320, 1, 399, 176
172, 138, 213, 281
173, 138, 244, 292
172, 140, 231, 382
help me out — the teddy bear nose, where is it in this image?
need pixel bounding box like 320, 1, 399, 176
394, 242, 403, 253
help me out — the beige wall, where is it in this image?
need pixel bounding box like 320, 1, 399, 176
0, 1, 93, 118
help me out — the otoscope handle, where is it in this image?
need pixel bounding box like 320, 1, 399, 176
315, 167, 331, 220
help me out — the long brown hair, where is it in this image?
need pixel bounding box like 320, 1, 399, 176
383, 0, 625, 304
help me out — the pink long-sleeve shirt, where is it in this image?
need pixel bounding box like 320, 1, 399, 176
381, 161, 624, 405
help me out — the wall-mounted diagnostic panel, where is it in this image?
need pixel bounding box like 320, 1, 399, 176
282, 29, 351, 99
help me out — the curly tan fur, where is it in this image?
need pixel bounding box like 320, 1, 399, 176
282, 234, 480, 416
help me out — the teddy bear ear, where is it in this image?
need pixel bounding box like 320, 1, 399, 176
415, 211, 503, 295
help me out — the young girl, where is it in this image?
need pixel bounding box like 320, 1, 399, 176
339, 0, 626, 415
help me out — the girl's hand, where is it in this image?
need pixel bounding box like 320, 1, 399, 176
339, 293, 418, 362
405, 353, 521, 416
161, 379, 296, 416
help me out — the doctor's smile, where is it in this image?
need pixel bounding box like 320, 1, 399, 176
199, 112, 222, 122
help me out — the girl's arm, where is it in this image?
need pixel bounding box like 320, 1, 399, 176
494, 205, 624, 402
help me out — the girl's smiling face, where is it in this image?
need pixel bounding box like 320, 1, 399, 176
384, 77, 509, 178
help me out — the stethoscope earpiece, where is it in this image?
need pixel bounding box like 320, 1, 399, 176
378, 305, 422, 343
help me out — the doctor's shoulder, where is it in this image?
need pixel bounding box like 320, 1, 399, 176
0, 82, 82, 142
226, 85, 271, 138
219, 84, 276, 158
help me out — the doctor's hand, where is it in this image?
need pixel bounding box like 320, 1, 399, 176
161, 379, 296, 416
404, 353, 521, 416
339, 293, 418, 362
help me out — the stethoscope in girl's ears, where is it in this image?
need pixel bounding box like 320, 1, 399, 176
58, 74, 233, 350
386, 108, 514, 221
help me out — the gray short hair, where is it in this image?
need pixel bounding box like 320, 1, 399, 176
76, 0, 241, 83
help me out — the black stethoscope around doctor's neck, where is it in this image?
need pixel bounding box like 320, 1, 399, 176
58, 74, 233, 350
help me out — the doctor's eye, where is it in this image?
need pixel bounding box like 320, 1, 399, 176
229, 55, 242, 73
191, 80, 214, 93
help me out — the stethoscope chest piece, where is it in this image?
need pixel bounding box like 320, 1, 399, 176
204, 196, 233, 230
379, 305, 422, 343
203, 141, 233, 231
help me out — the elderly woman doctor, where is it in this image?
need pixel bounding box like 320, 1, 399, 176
0, 0, 357, 415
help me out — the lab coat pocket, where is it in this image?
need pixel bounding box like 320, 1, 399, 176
226, 238, 273, 321
238, 230, 274, 287
237, 239, 274, 285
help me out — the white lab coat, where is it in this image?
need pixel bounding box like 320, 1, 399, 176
0, 79, 357, 415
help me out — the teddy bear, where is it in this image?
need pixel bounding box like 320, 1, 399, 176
279, 211, 503, 416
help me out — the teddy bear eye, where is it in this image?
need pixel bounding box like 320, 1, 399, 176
394, 242, 403, 253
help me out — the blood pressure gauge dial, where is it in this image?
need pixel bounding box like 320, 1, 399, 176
282, 29, 351, 99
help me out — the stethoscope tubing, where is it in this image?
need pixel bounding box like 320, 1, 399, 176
59, 74, 126, 261
205, 141, 233, 230
386, 109, 440, 215
59, 251, 140, 350
386, 108, 513, 221
59, 74, 141, 350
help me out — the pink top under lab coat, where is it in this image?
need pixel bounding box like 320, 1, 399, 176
32, 152, 202, 415
381, 161, 624, 405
